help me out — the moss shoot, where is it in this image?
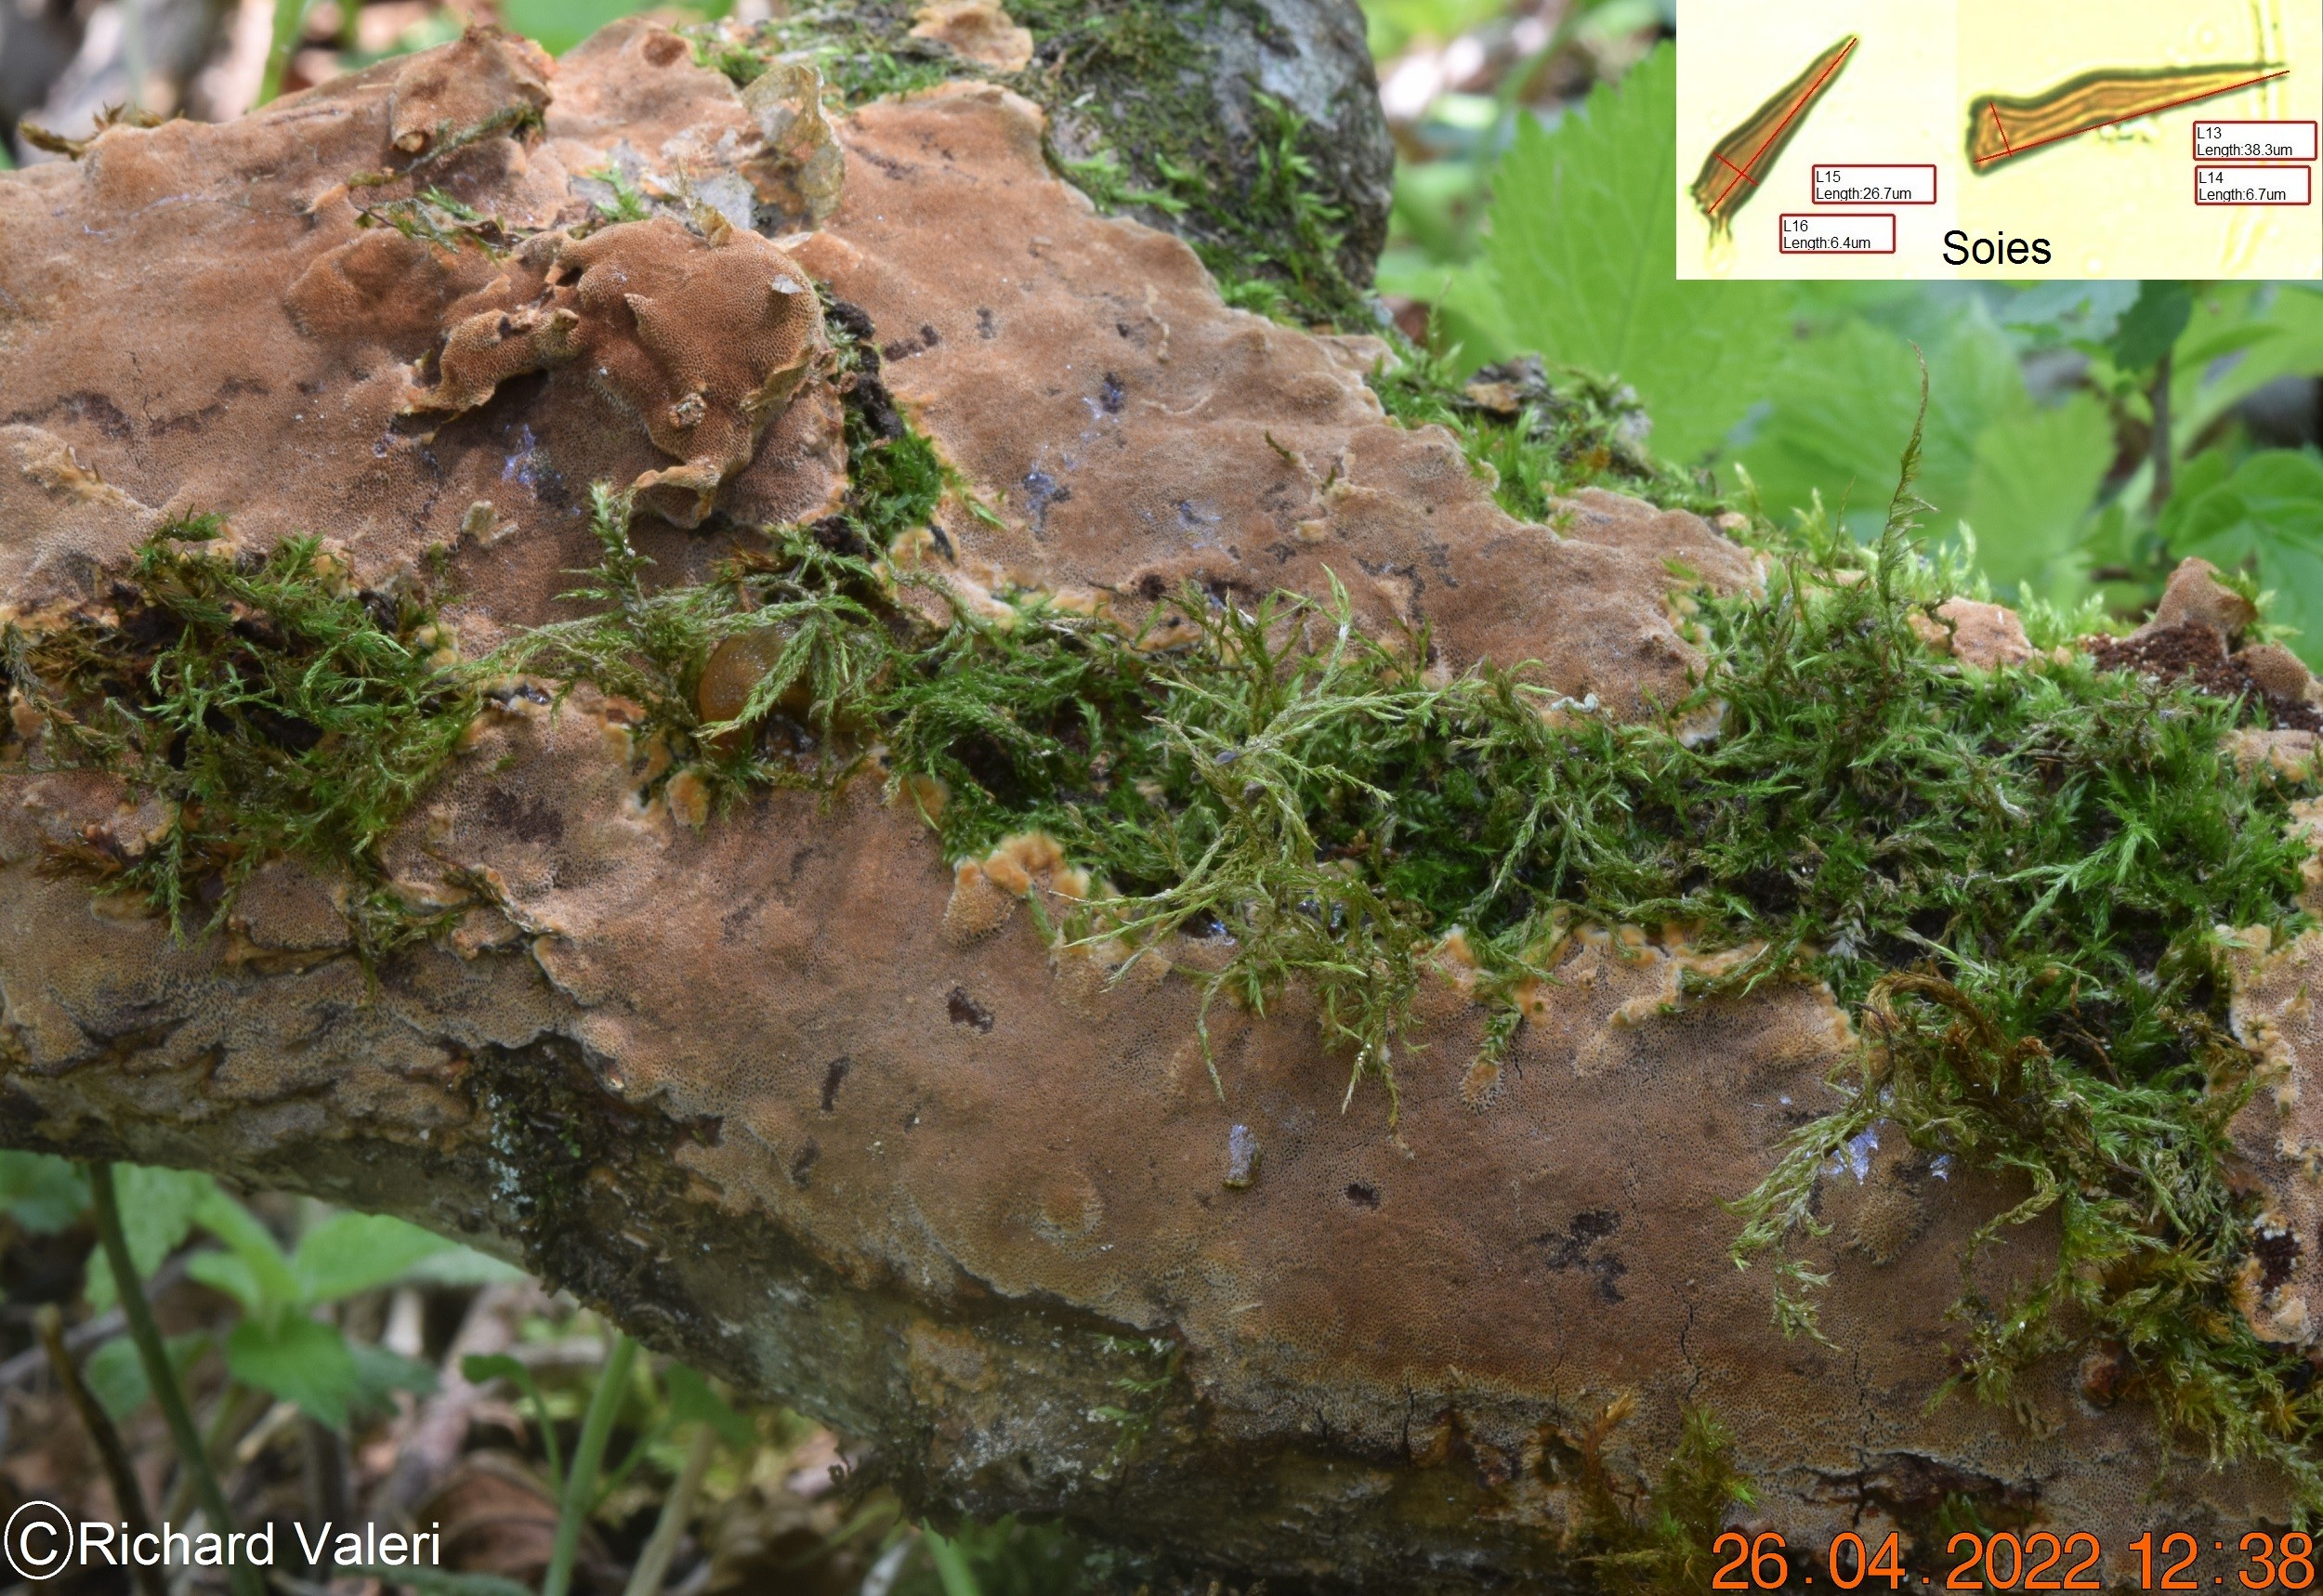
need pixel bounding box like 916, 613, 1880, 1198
2, 518, 479, 956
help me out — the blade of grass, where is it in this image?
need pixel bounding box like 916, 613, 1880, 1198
923, 1529, 983, 1596
544, 1332, 638, 1596
619, 1422, 718, 1596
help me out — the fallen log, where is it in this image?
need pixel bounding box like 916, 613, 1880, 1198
6, 11, 2323, 1588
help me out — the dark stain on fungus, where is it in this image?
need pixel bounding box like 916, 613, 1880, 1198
1098, 372, 1124, 413
1536, 1209, 1628, 1302
978, 307, 998, 339
946, 986, 994, 1032
880, 323, 942, 362
788, 1137, 820, 1186
480, 784, 566, 844
819, 1055, 850, 1113
1345, 1181, 1381, 1210
2255, 1221, 2302, 1292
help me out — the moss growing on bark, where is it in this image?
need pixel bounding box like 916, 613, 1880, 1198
2, 517, 478, 957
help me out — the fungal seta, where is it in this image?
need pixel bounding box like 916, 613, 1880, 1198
1967, 62, 2288, 167
1689, 34, 1858, 239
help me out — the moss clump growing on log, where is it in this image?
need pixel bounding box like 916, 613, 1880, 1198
2, 518, 478, 956
10, 323, 2320, 1506
1369, 345, 1725, 517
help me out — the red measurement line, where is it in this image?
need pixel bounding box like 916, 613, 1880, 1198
1972, 67, 2290, 164
1988, 101, 2013, 154
1713, 35, 1858, 210
1713, 150, 1760, 185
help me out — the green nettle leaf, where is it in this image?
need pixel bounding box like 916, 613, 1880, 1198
0, 1151, 87, 1235
2168, 450, 2323, 664
185, 1249, 270, 1315
84, 1165, 218, 1311
1472, 44, 1790, 463
1735, 308, 2028, 541
226, 1315, 361, 1429
292, 1212, 453, 1304
664, 1362, 755, 1451
1961, 392, 2115, 599
193, 1188, 301, 1307
2109, 280, 2195, 373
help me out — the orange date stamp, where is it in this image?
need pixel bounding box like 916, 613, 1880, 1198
1710, 1529, 2323, 1591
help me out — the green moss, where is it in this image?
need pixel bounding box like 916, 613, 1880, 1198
514, 370, 2320, 1498
1368, 343, 1724, 517
693, 4, 951, 104
1041, 80, 1369, 328
3, 517, 478, 957
356, 185, 510, 255
12, 309, 2317, 1504
1556, 1397, 1757, 1595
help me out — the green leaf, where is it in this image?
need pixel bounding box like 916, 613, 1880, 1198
348, 1340, 440, 1414
2108, 281, 2195, 373
1960, 393, 2115, 600
462, 1353, 564, 1490
225, 1314, 360, 1428
2169, 450, 2323, 664
395, 1244, 529, 1289
185, 1249, 269, 1314
498, 0, 657, 54
1473, 44, 1791, 463
2000, 281, 2138, 348
83, 1331, 206, 1423
663, 1362, 755, 1451
191, 1187, 299, 1309
291, 1212, 453, 1304
84, 1165, 217, 1311
1736, 309, 2029, 542
2173, 285, 2323, 450
0, 1151, 87, 1235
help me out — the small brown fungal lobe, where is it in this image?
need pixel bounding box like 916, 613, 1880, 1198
387, 26, 555, 158
403, 216, 830, 528
910, 1, 1035, 73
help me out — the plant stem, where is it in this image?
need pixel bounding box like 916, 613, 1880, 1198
2149, 347, 2174, 511
618, 1422, 717, 1596
35, 1303, 167, 1596
85, 1161, 265, 1596
544, 1331, 638, 1596
924, 1528, 983, 1596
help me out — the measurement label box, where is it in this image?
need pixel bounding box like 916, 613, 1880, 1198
2193, 120, 2318, 161
1810, 164, 1936, 204
1777, 213, 1896, 254
2195, 164, 2314, 205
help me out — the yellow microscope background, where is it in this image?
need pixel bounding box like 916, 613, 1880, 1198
1676, 0, 2322, 280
